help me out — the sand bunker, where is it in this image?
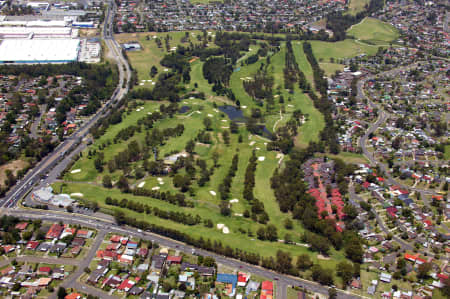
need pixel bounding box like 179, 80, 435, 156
222, 227, 230, 234
258, 156, 265, 161
70, 193, 83, 197
249, 141, 255, 146
70, 169, 81, 174
152, 186, 160, 191
217, 223, 224, 230
230, 199, 239, 203
209, 190, 216, 196
137, 182, 145, 188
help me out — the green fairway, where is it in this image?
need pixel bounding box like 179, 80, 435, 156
347, 17, 399, 45
310, 39, 380, 62
291, 41, 314, 90
53, 181, 345, 269
115, 31, 214, 88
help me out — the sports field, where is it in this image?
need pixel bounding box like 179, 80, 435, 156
347, 17, 399, 45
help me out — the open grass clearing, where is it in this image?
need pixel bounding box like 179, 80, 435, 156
319, 62, 345, 77
319, 152, 369, 164
347, 17, 399, 45
310, 39, 380, 62
0, 159, 29, 187
346, 0, 370, 15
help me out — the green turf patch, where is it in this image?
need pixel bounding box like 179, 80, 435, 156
347, 17, 399, 45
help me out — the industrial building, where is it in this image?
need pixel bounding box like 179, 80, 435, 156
0, 26, 77, 39
0, 39, 80, 63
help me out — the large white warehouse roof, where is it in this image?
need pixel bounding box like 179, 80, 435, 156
0, 39, 80, 63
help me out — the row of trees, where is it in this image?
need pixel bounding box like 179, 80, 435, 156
303, 42, 340, 154
218, 153, 239, 201
242, 151, 268, 222
283, 41, 308, 91
106, 197, 204, 226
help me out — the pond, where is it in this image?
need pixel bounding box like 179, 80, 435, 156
218, 105, 244, 121
178, 106, 190, 114
219, 105, 273, 139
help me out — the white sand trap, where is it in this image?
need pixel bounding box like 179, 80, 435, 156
183, 101, 188, 104
70, 169, 81, 174
221, 119, 227, 122
221, 126, 229, 129
217, 223, 224, 230
264, 142, 267, 145
152, 186, 160, 191
276, 153, 283, 159
159, 182, 164, 185
207, 114, 213, 117
136, 109, 141, 112
148, 112, 152, 115
241, 105, 247, 109
249, 141, 255, 146
139, 83, 144, 86
152, 36, 157, 39
287, 104, 294, 108
274, 95, 279, 98
140, 107, 144, 109
189, 97, 194, 100
213, 109, 219, 113
70, 193, 83, 197
230, 199, 239, 203
222, 227, 230, 234
152, 82, 155, 85
258, 156, 265, 161
256, 147, 260, 150
234, 213, 243, 217
157, 177, 163, 181
164, 68, 169, 72
209, 190, 216, 196
138, 182, 145, 188
196, 111, 202, 114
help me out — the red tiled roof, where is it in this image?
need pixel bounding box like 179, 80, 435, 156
261, 281, 273, 291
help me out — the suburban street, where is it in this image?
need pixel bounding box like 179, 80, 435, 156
4, 209, 365, 299
354, 63, 450, 256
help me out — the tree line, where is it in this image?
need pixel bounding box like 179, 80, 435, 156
303, 42, 340, 154
326, 0, 385, 41
106, 197, 204, 226
242, 151, 268, 223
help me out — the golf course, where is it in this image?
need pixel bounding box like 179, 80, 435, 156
56, 29, 386, 282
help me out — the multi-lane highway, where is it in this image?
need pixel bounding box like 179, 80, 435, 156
0, 0, 130, 210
